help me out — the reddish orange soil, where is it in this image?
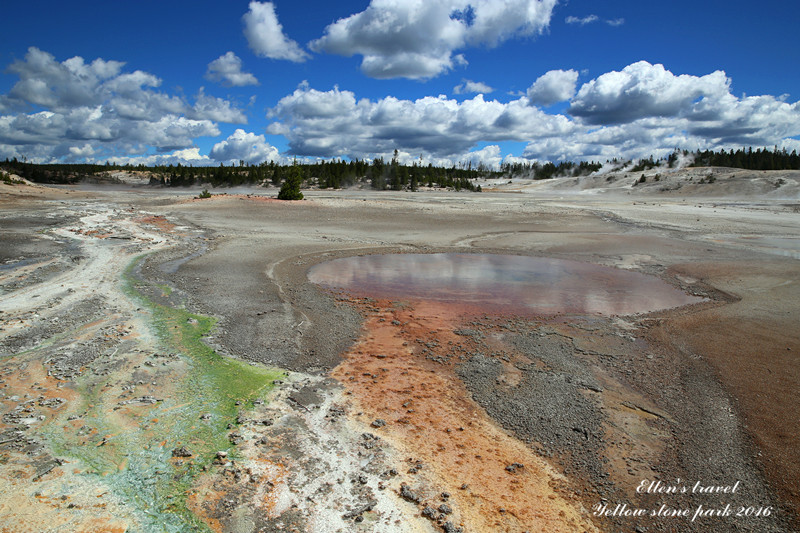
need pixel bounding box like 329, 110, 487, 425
135, 215, 178, 232
332, 298, 597, 532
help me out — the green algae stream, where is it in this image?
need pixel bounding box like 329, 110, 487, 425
43, 254, 286, 532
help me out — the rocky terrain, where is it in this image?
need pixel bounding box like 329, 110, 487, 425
0, 169, 798, 532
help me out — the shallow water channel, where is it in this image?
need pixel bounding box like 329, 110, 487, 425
309, 253, 702, 315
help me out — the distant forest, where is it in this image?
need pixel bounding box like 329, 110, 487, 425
630, 146, 800, 173
3, 146, 799, 191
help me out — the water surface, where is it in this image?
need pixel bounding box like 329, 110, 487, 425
309, 253, 703, 316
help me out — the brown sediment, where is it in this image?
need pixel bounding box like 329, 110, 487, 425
655, 261, 800, 520
593, 371, 669, 495
332, 298, 598, 532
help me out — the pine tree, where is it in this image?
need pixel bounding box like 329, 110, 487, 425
277, 162, 304, 200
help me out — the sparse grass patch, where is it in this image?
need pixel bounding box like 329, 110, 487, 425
157, 283, 172, 297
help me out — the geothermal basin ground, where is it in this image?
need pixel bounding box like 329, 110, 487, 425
0, 169, 799, 532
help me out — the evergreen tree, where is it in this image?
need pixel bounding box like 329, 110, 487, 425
370, 157, 386, 189
277, 162, 304, 200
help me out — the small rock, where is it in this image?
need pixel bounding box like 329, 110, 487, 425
171, 446, 193, 458
371, 419, 386, 428
399, 483, 421, 504
505, 462, 524, 473
443, 522, 463, 533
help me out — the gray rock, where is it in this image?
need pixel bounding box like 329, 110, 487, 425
171, 446, 193, 458
399, 483, 421, 503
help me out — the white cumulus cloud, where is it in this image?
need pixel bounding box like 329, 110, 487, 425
454, 79, 495, 95
243, 1, 310, 62
267, 83, 575, 159
310, 0, 556, 79
191, 89, 248, 124
210, 128, 281, 164
206, 52, 259, 87
522, 64, 800, 161
527, 69, 579, 106
106, 147, 213, 167
3, 49, 798, 167
0, 47, 243, 163
569, 61, 731, 125
462, 144, 503, 168
4, 48, 124, 110
265, 62, 800, 165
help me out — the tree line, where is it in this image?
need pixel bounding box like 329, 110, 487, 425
684, 147, 800, 171
499, 159, 603, 179
0, 152, 489, 192
3, 146, 799, 190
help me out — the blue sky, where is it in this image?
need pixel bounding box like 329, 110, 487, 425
1, 0, 798, 167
